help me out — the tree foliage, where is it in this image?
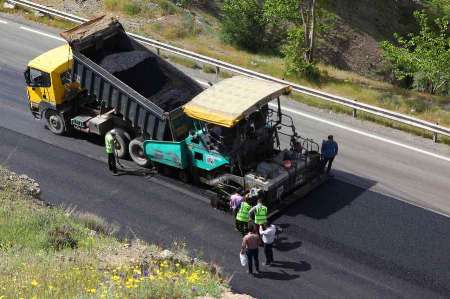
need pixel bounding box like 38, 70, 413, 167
221, 0, 328, 80
221, 0, 267, 52
381, 11, 450, 95
422, 0, 450, 19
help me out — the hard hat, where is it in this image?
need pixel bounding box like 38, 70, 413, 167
110, 129, 117, 136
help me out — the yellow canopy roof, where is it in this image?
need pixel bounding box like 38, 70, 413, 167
183, 76, 290, 127
28, 44, 72, 73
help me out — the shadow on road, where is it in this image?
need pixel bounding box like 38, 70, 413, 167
282, 169, 377, 219
273, 236, 302, 251
254, 270, 300, 281
270, 260, 311, 272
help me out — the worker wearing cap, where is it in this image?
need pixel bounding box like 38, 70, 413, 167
250, 198, 268, 228
105, 130, 118, 175
236, 196, 251, 235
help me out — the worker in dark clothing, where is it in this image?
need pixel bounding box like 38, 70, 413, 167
105, 130, 118, 175
240, 225, 260, 274
321, 135, 338, 174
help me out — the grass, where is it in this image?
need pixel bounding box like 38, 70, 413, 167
0, 166, 226, 299
166, 54, 201, 69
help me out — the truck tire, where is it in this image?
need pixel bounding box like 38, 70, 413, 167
46, 110, 66, 135
129, 138, 151, 167
108, 128, 130, 159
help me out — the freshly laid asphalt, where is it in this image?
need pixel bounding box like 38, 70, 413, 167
1, 14, 449, 298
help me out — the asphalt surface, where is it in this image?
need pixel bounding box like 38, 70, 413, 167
1, 14, 450, 298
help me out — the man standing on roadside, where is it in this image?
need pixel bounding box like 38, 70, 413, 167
321, 135, 338, 175
240, 225, 260, 274
105, 129, 118, 175
259, 222, 276, 265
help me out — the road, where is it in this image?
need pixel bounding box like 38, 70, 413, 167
1, 14, 450, 298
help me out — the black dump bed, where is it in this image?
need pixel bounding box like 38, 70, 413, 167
61, 16, 203, 140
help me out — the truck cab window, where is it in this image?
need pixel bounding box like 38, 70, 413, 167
29, 68, 50, 87
60, 70, 71, 85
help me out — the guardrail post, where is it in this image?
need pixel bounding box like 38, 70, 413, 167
215, 66, 220, 81
433, 123, 439, 143
352, 100, 357, 118
156, 48, 160, 56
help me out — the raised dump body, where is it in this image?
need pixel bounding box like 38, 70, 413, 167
60, 16, 203, 141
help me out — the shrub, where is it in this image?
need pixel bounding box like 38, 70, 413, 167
104, 0, 119, 10
76, 212, 118, 235
202, 64, 216, 74
159, 0, 177, 15
47, 225, 78, 250
122, 1, 142, 15
282, 27, 321, 82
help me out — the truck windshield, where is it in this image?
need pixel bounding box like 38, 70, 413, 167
28, 68, 51, 87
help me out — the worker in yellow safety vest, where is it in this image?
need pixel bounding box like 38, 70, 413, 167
105, 130, 118, 175
250, 198, 268, 229
236, 196, 251, 235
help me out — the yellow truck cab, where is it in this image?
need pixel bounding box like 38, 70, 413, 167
24, 44, 73, 133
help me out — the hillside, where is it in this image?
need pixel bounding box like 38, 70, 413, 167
319, 0, 420, 78
36, 0, 422, 78
0, 166, 244, 298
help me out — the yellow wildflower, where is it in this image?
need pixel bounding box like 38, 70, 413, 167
133, 269, 140, 274
86, 288, 97, 294
31, 279, 39, 287
48, 285, 55, 291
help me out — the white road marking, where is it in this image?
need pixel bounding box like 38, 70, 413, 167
19, 26, 65, 41
0, 19, 8, 24
271, 103, 450, 163
195, 79, 450, 163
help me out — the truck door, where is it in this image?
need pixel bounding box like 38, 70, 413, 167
25, 68, 52, 106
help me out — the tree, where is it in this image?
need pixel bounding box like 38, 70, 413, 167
221, 0, 267, 52
263, 0, 322, 79
381, 11, 450, 95
264, 0, 317, 63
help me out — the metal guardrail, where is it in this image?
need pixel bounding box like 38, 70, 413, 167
8, 0, 450, 140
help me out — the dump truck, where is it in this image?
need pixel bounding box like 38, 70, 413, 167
24, 16, 326, 210
25, 16, 203, 166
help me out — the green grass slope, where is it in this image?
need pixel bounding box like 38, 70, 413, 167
0, 166, 226, 299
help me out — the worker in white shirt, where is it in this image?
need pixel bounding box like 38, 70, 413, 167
259, 222, 276, 265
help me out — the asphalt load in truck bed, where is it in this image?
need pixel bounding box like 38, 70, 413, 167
100, 50, 167, 99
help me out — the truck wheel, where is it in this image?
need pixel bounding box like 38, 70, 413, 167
109, 128, 130, 159
129, 138, 151, 167
46, 110, 66, 135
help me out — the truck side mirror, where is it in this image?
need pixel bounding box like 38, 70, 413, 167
24, 69, 31, 85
